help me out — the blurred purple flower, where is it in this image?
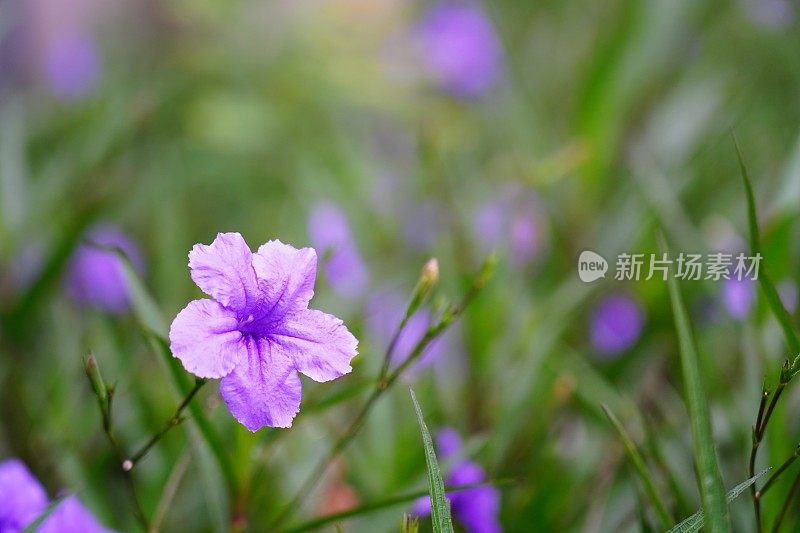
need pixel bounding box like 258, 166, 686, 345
778, 279, 798, 313
66, 225, 144, 314
473, 189, 547, 267
45, 32, 101, 101
169, 233, 358, 430
413, 428, 502, 533
590, 294, 645, 358
722, 277, 756, 320
367, 289, 446, 373
416, 2, 503, 97
0, 458, 114, 532
308, 202, 369, 300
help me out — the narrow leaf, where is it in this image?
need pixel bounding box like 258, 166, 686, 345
409, 388, 454, 533
283, 480, 507, 533
734, 136, 800, 357
21, 495, 68, 533
668, 468, 770, 533
602, 404, 671, 529
661, 234, 730, 532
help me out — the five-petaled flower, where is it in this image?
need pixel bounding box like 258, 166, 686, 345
169, 233, 358, 431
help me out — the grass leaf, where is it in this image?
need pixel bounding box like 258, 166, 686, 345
667, 468, 770, 533
661, 234, 730, 532
602, 404, 672, 529
409, 388, 454, 533
734, 136, 800, 357
21, 494, 68, 533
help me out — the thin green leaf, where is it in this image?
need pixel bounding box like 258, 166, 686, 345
668, 468, 770, 533
661, 234, 730, 532
21, 494, 68, 533
149, 335, 238, 494
602, 404, 671, 529
409, 388, 454, 533
100, 243, 237, 493
734, 136, 800, 358
282, 480, 508, 533
108, 244, 168, 339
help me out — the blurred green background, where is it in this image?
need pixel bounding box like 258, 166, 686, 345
1, 0, 800, 531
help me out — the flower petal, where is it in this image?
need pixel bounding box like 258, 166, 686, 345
0, 459, 48, 530
38, 496, 116, 533
169, 299, 244, 379
219, 337, 302, 430
189, 232, 258, 312
252, 240, 317, 320
448, 462, 501, 533
270, 308, 358, 382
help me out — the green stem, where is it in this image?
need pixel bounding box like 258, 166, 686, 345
127, 379, 207, 468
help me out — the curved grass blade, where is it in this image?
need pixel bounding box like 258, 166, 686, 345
282, 480, 510, 533
104, 244, 238, 493
662, 234, 730, 532
668, 468, 770, 533
734, 136, 800, 358
602, 404, 671, 529
409, 388, 454, 533
21, 494, 68, 533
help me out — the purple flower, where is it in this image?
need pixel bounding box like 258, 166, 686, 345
308, 202, 369, 300
590, 294, 645, 358
0, 458, 114, 532
169, 233, 358, 431
66, 225, 144, 314
45, 32, 101, 101
416, 3, 503, 97
473, 189, 547, 267
722, 277, 757, 320
413, 428, 502, 533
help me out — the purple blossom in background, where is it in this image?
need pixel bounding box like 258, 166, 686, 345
45, 32, 101, 101
308, 202, 369, 300
722, 277, 756, 320
413, 428, 502, 533
416, 2, 503, 97
473, 189, 547, 268
0, 458, 114, 532
66, 225, 144, 314
169, 233, 358, 430
367, 289, 446, 373
590, 294, 644, 358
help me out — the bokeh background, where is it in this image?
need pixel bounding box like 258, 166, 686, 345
1, 0, 800, 531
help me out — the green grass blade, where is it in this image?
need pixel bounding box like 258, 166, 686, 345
662, 234, 730, 532
112, 245, 169, 339
149, 335, 238, 494
667, 468, 770, 533
734, 137, 800, 357
283, 480, 508, 533
106, 244, 238, 493
21, 494, 68, 533
602, 404, 671, 529
409, 388, 454, 533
